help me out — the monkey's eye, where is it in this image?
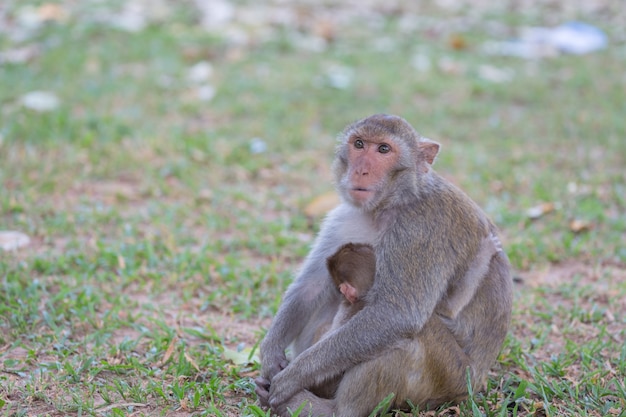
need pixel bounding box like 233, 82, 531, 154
378, 143, 391, 154
354, 139, 364, 149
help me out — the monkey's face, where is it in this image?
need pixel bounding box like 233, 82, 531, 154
335, 114, 436, 210
339, 134, 401, 208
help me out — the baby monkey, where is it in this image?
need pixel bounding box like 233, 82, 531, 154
326, 243, 376, 328
307, 243, 376, 400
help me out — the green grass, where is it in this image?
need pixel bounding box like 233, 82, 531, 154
1, 1, 625, 416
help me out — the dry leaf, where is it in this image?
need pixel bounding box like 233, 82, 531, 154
38, 3, 67, 21
156, 337, 178, 367
96, 402, 147, 413
304, 192, 340, 217
526, 202, 555, 219
312, 18, 336, 42
439, 405, 460, 416
569, 219, 592, 233
449, 34, 468, 50
184, 352, 200, 372
533, 401, 547, 417
117, 255, 126, 270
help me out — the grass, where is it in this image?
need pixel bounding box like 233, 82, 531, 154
1, 0, 625, 416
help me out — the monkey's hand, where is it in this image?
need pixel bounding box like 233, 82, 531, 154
260, 348, 289, 381
268, 362, 310, 409
255, 356, 289, 408
254, 376, 271, 408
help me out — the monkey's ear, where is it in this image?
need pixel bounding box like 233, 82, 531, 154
418, 138, 440, 166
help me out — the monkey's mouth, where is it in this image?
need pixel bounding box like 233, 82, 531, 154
350, 188, 372, 200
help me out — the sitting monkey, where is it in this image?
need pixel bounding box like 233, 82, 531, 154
256, 114, 513, 417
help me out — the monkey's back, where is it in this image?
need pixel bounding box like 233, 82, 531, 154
426, 173, 513, 386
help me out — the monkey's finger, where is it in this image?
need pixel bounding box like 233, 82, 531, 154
255, 380, 271, 407
255, 389, 270, 408
279, 359, 289, 370
255, 376, 271, 391
269, 381, 299, 410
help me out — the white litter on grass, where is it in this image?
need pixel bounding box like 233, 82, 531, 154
523, 22, 607, 55
324, 65, 355, 90
110, 4, 147, 33
249, 137, 267, 154
187, 61, 214, 84
0, 231, 31, 251
196, 85, 216, 101
411, 53, 432, 72
20, 91, 60, 112
478, 65, 515, 83
483, 21, 607, 58
194, 0, 235, 29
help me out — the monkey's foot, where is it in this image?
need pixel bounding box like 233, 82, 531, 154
254, 376, 271, 408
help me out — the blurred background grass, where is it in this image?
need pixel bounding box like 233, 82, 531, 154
1, 0, 625, 415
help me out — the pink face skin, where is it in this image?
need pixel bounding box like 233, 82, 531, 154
338, 282, 359, 304
345, 136, 399, 206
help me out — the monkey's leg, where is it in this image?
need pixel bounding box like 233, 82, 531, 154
275, 389, 335, 417
331, 344, 425, 417
332, 319, 473, 417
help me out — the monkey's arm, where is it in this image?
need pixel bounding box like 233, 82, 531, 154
259, 204, 373, 381
259, 243, 334, 381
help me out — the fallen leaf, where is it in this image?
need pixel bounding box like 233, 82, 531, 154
449, 34, 468, 50
117, 255, 126, 270
223, 345, 259, 365
569, 219, 592, 233
304, 192, 340, 217
533, 401, 547, 417
184, 352, 200, 372
526, 202, 555, 219
38, 3, 67, 22
439, 405, 460, 416
312, 18, 336, 42
156, 337, 178, 367
96, 402, 147, 413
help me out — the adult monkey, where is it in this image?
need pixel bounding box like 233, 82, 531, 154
255, 114, 513, 416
